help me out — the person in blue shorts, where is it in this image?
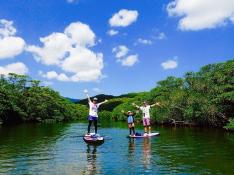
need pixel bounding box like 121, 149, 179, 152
122, 110, 136, 136
84, 90, 108, 135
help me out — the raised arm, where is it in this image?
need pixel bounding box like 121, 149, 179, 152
150, 102, 161, 107
121, 110, 128, 116
98, 99, 108, 106
132, 103, 140, 109
84, 89, 91, 103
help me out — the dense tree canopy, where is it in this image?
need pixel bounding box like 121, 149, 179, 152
77, 59, 234, 128
0, 73, 81, 124
0, 59, 233, 129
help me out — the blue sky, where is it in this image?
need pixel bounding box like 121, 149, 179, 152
0, 0, 233, 98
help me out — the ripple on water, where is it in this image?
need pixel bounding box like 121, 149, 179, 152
0, 123, 234, 175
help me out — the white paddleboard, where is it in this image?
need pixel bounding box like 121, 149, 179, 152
128, 132, 160, 138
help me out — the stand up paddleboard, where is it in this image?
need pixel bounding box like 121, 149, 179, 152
83, 133, 104, 145
128, 132, 160, 138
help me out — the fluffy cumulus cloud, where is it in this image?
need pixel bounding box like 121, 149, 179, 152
0, 62, 28, 75
161, 59, 178, 70
112, 45, 129, 58
109, 9, 139, 27
167, 0, 234, 30
27, 21, 104, 82
0, 19, 25, 59
107, 29, 119, 36
113, 45, 138, 67
120, 54, 139, 67
40, 71, 70, 82
64, 22, 95, 47
27, 33, 71, 65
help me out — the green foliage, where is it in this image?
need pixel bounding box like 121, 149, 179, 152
1, 59, 233, 128
98, 111, 113, 122
0, 74, 83, 124
74, 104, 88, 120
224, 119, 234, 130
97, 59, 233, 127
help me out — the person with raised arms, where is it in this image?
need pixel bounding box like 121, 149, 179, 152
121, 110, 136, 136
132, 101, 161, 135
84, 90, 108, 135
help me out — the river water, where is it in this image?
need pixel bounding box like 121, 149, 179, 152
0, 122, 234, 175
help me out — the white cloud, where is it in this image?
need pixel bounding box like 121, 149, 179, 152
167, 0, 234, 31
112, 45, 129, 58
161, 59, 178, 70
0, 37, 25, 59
0, 62, 28, 75
109, 9, 139, 27
27, 21, 104, 83
64, 22, 95, 47
27, 32, 71, 65
62, 47, 103, 82
0, 19, 25, 59
40, 71, 70, 82
137, 38, 152, 45
112, 45, 139, 67
107, 29, 119, 36
120, 54, 139, 67
0, 19, 16, 37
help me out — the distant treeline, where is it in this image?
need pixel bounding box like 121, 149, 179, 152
0, 59, 233, 129
77, 59, 234, 128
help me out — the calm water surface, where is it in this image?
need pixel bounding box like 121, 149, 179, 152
0, 122, 234, 175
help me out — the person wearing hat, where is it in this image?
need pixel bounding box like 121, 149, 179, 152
121, 110, 136, 136
132, 101, 161, 135
84, 90, 108, 135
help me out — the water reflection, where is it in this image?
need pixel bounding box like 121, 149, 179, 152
0, 123, 69, 175
0, 123, 234, 174
142, 138, 151, 170
128, 138, 135, 154
82, 145, 100, 175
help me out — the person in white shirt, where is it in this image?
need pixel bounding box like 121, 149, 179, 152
84, 90, 108, 135
132, 101, 161, 134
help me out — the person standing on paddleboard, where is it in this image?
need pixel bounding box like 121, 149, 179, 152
121, 110, 136, 136
132, 101, 161, 135
84, 90, 108, 135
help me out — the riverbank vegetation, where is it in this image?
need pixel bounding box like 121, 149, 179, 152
0, 59, 233, 129
0, 73, 81, 124
78, 59, 234, 128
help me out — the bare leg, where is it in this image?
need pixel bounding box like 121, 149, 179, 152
147, 126, 151, 134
